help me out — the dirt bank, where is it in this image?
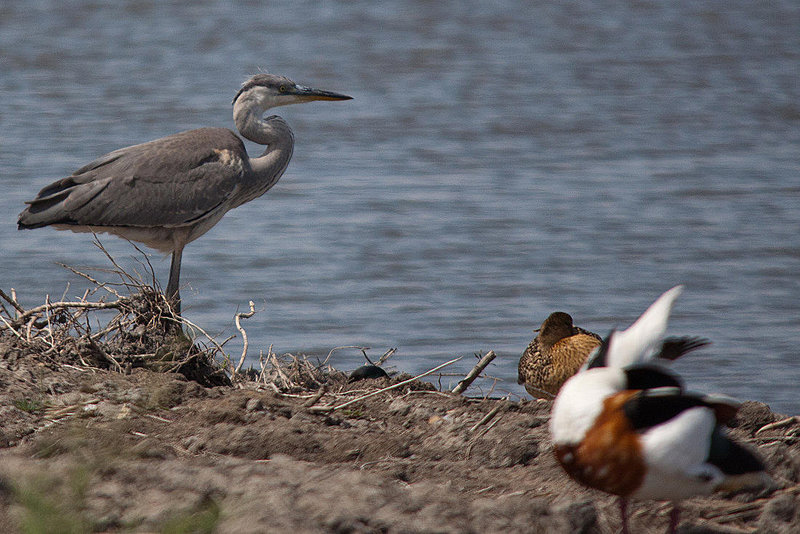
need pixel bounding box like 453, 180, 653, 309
0, 342, 798, 533
0, 283, 798, 533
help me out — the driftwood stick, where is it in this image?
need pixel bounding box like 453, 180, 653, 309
377, 347, 398, 366
303, 385, 328, 408
756, 416, 797, 435
0, 299, 127, 331
319, 345, 367, 368
233, 301, 257, 375
43, 294, 55, 348
0, 314, 23, 340
87, 335, 122, 373
360, 347, 377, 366
58, 282, 71, 304
257, 351, 270, 384
452, 350, 496, 395
310, 356, 464, 413
469, 402, 505, 432
0, 288, 25, 315
270, 350, 292, 390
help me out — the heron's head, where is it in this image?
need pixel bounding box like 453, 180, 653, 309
232, 73, 352, 109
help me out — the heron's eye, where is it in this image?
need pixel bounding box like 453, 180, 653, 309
279, 85, 287, 93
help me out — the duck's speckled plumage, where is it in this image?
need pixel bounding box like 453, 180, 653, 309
518, 312, 601, 398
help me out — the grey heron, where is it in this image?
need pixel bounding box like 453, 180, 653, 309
18, 74, 351, 314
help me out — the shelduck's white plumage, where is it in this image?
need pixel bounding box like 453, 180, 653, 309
550, 285, 768, 534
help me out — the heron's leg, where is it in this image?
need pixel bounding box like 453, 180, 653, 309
166, 246, 183, 316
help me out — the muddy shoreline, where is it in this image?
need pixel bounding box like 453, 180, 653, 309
1, 344, 798, 533
1, 284, 799, 533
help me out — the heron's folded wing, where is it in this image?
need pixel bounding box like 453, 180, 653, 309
20, 128, 248, 229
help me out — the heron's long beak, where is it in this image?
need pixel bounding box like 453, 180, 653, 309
293, 85, 352, 102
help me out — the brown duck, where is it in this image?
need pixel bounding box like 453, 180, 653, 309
518, 312, 601, 398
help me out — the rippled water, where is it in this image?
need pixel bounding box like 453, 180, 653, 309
2, 1, 798, 413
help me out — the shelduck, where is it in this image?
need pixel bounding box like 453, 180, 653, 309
550, 286, 768, 533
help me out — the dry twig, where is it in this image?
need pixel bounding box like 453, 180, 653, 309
233, 300, 257, 376
319, 345, 368, 368
0, 299, 126, 332
303, 385, 328, 408
377, 347, 398, 366
452, 350, 496, 395
310, 356, 463, 413
0, 288, 25, 315
469, 402, 505, 432
756, 416, 797, 435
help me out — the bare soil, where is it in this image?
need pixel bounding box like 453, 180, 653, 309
1, 286, 799, 533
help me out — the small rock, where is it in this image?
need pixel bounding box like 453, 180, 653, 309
58, 391, 85, 406
132, 439, 171, 459
183, 435, 204, 454
344, 448, 361, 460
117, 388, 145, 405
388, 398, 411, 417
554, 500, 597, 534
323, 416, 342, 426
758, 493, 800, 533
245, 398, 263, 412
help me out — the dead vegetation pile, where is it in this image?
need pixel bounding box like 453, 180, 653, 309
0, 241, 233, 386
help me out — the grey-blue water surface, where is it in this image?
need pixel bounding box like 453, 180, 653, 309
2, 1, 798, 413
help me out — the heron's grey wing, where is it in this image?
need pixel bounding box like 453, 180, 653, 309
19, 128, 248, 229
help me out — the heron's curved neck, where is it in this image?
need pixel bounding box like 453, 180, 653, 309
233, 96, 294, 174
233, 96, 290, 144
